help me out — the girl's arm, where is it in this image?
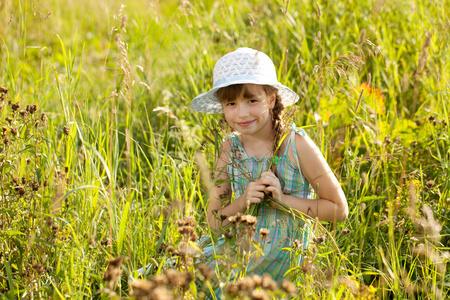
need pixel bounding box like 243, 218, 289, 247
262, 133, 348, 222
207, 140, 267, 230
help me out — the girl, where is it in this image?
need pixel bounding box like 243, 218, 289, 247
191, 47, 348, 283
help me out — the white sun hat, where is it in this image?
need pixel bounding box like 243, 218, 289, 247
190, 47, 299, 114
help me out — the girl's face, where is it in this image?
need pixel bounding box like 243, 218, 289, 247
221, 84, 275, 136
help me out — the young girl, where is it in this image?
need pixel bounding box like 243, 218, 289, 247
191, 47, 348, 283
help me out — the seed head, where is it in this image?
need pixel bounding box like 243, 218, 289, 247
19, 109, 27, 118
260, 228, 269, 240
106, 238, 113, 247
313, 235, 326, 244
302, 261, 315, 274
315, 31, 321, 47
5, 116, 13, 124
152, 274, 168, 287
384, 135, 392, 145
293, 239, 301, 249
223, 231, 232, 239
281, 279, 297, 294
51, 224, 59, 234
41, 113, 48, 126
252, 274, 262, 286
10, 127, 17, 136
225, 283, 239, 296
198, 264, 213, 281
177, 216, 197, 227
32, 264, 44, 275
14, 186, 25, 196
108, 256, 123, 267
177, 225, 194, 236
250, 290, 270, 300
228, 213, 242, 224
2, 126, 7, 132
426, 180, 435, 188
130, 279, 154, 297
103, 256, 123, 289
57, 170, 66, 178
261, 274, 277, 291
164, 269, 193, 289
341, 229, 351, 235
241, 215, 257, 225
0, 86, 8, 95
26, 104, 37, 114
11, 102, 20, 111
22, 177, 26, 184
236, 277, 255, 292
32, 181, 40, 191
46, 217, 53, 227
63, 126, 70, 135
3, 135, 10, 144
120, 15, 128, 29
34, 119, 40, 128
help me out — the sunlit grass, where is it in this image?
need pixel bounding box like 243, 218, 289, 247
0, 0, 449, 298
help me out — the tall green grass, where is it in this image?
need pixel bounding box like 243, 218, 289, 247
0, 0, 448, 298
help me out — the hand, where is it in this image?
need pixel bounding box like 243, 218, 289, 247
239, 180, 266, 211
259, 171, 283, 203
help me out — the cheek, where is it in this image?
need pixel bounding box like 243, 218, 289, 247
253, 106, 270, 118
222, 110, 234, 126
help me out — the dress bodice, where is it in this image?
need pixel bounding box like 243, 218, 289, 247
226, 124, 315, 200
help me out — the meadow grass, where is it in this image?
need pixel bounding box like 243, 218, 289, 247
0, 0, 449, 299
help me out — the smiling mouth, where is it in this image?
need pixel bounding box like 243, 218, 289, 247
236, 121, 254, 127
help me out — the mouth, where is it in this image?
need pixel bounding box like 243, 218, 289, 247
236, 120, 255, 127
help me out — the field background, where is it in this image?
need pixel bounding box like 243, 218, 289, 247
0, 0, 449, 299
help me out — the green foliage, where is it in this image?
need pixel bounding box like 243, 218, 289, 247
0, 0, 449, 299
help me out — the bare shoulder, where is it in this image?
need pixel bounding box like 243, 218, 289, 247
293, 130, 332, 180
213, 138, 233, 179
217, 138, 233, 163
293, 129, 322, 155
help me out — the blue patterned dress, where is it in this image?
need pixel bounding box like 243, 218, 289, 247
201, 124, 315, 282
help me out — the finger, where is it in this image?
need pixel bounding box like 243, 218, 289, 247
250, 183, 269, 192
265, 186, 275, 192
261, 171, 277, 179
251, 191, 265, 199
259, 177, 277, 187
258, 177, 272, 186
265, 187, 279, 195
247, 197, 261, 204
261, 171, 279, 181
261, 170, 274, 175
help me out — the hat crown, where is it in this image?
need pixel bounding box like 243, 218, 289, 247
190, 47, 299, 114
213, 48, 277, 87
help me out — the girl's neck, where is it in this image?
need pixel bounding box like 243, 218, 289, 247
239, 133, 275, 159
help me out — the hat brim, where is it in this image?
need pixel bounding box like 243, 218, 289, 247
190, 81, 299, 114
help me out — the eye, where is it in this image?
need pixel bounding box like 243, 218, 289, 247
226, 102, 236, 106
249, 99, 258, 103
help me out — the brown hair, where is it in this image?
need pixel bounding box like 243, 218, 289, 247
216, 84, 285, 167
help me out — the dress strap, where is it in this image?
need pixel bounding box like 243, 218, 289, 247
283, 124, 302, 170
228, 133, 248, 160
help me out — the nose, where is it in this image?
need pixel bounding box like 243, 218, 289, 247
237, 102, 249, 118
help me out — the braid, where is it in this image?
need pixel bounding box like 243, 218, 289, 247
270, 93, 285, 174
